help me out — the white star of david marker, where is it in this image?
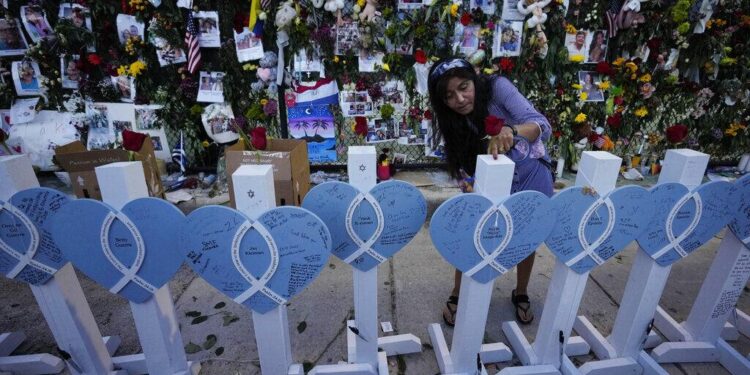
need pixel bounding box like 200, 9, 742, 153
230, 219, 287, 305
359, 164, 366, 172
0, 201, 57, 279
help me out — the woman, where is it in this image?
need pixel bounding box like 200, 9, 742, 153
428, 58, 553, 325
587, 31, 606, 63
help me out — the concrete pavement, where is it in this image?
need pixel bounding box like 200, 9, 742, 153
1, 170, 748, 374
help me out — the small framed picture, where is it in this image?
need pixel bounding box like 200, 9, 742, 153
111, 75, 136, 102
116, 14, 145, 45
153, 37, 187, 66
197, 71, 225, 103
0, 19, 29, 57
60, 55, 82, 89
493, 20, 523, 57
11, 60, 41, 96
393, 152, 407, 164
59, 3, 93, 31
454, 24, 480, 55
565, 29, 588, 62
195, 11, 220, 48
234, 27, 264, 62
578, 71, 605, 102
20, 6, 52, 43
585, 30, 608, 63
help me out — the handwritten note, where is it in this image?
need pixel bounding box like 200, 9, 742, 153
729, 174, 750, 245
181, 205, 331, 314
430, 191, 554, 283
0, 188, 70, 285
637, 181, 735, 266
545, 185, 654, 274
302, 180, 427, 272
50, 197, 186, 303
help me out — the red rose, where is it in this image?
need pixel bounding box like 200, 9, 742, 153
460, 12, 471, 26
423, 110, 432, 120
87, 54, 101, 66
553, 130, 562, 138
121, 129, 146, 151
613, 96, 624, 105
595, 61, 613, 76
665, 124, 688, 144
499, 57, 514, 73
484, 115, 504, 136
606, 113, 622, 129
250, 127, 267, 150
414, 49, 427, 64
354, 117, 368, 137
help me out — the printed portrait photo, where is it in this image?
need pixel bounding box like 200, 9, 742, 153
0, 19, 29, 56
578, 71, 605, 102
12, 60, 41, 96
565, 29, 589, 62
60, 55, 82, 89
493, 20, 523, 57
20, 6, 52, 43
585, 30, 608, 63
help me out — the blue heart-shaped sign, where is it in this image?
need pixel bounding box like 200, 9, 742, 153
637, 181, 735, 266
430, 191, 554, 284
544, 185, 654, 274
181, 205, 331, 314
301, 180, 427, 272
729, 174, 750, 246
0, 188, 70, 285
50, 198, 185, 303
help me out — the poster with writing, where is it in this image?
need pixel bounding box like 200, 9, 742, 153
729, 174, 750, 244
181, 205, 332, 314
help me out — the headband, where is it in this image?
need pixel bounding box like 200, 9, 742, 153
429, 59, 472, 81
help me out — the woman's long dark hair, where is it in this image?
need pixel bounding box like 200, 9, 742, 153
428, 60, 497, 179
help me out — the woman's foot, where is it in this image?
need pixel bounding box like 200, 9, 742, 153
442, 295, 459, 327
511, 289, 534, 324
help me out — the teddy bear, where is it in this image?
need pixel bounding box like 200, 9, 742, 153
517, 0, 552, 29
324, 0, 345, 13
359, 0, 380, 23
275, 1, 297, 30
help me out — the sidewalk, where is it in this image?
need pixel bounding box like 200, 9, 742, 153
0, 170, 748, 374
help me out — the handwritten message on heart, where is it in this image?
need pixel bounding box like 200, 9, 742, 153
181, 205, 331, 314
729, 174, 750, 246
544, 185, 654, 274
50, 198, 185, 303
302, 180, 427, 271
0, 188, 70, 285
637, 181, 735, 266
430, 191, 554, 284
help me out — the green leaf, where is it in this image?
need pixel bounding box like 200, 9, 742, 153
184, 342, 202, 354
296, 321, 307, 334
191, 315, 209, 325
185, 311, 202, 318
222, 314, 240, 326
214, 347, 224, 356
203, 334, 217, 350
214, 302, 226, 309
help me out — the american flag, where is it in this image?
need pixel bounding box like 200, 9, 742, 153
185, 10, 202, 75
172, 131, 188, 174
606, 0, 625, 38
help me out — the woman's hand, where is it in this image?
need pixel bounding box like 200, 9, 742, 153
487, 126, 514, 159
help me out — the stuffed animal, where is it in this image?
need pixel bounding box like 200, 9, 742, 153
275, 1, 297, 30
517, 0, 552, 29
359, 0, 380, 23
324, 0, 345, 13
311, 0, 325, 8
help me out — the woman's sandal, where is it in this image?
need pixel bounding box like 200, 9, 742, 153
511, 289, 534, 324
442, 295, 459, 327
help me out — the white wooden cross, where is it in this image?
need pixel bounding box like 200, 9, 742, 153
0, 155, 124, 375
96, 162, 200, 375
501, 151, 620, 374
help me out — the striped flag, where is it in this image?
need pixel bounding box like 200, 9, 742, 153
172, 131, 188, 174
606, 0, 625, 37
185, 10, 202, 74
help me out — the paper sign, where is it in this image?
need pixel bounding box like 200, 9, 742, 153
0, 188, 70, 285
50, 198, 186, 303
430, 191, 554, 283
545, 185, 654, 274
302, 180, 427, 272
181, 205, 331, 314
637, 181, 735, 266
729, 174, 750, 245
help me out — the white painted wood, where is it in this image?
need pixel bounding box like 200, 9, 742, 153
637, 350, 668, 375
428, 323, 452, 373
0, 354, 65, 374
716, 338, 750, 375
643, 332, 662, 349
608, 149, 709, 360
734, 309, 750, 337
498, 365, 561, 375
111, 353, 148, 374
288, 363, 304, 375
377, 334, 421, 356
651, 341, 719, 362
574, 316, 616, 359
653, 306, 691, 342
683, 231, 750, 342
0, 155, 39, 201
347, 320, 357, 364
233, 164, 300, 375
502, 321, 536, 366
97, 162, 198, 375
101, 336, 121, 356
722, 322, 739, 341
377, 351, 388, 375
0, 332, 25, 357
560, 355, 579, 375
347, 146, 377, 191
479, 342, 513, 364
578, 357, 639, 375
565, 337, 591, 357
308, 363, 377, 375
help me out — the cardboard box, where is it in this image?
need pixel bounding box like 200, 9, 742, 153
54, 137, 165, 200
226, 138, 310, 207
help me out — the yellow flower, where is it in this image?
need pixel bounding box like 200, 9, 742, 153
129, 60, 146, 77
450, 3, 459, 17
720, 57, 737, 65
630, 73, 637, 80
598, 81, 610, 90
201, 140, 210, 148
357, 0, 366, 7
381, 63, 390, 72
574, 113, 587, 123
725, 122, 747, 136
625, 61, 638, 73
483, 68, 494, 74
260, 98, 269, 106
565, 24, 577, 34
612, 57, 625, 67
638, 73, 651, 83
579, 92, 588, 101
634, 107, 648, 118
333, 56, 340, 63
117, 65, 128, 76
243, 63, 258, 71
479, 28, 491, 36
571, 83, 582, 90
569, 54, 584, 63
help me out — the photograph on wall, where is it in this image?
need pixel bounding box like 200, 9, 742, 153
366, 118, 397, 143
501, 0, 525, 20
381, 80, 407, 110
153, 37, 186, 66
339, 90, 374, 117
398, 0, 424, 10
0, 19, 29, 57
578, 71, 605, 102
197, 71, 225, 103
454, 24, 481, 55
471, 0, 497, 15
358, 50, 384, 72
234, 27, 264, 62
116, 14, 145, 45
60, 55, 82, 89
85, 103, 113, 149
195, 11, 220, 48
59, 3, 93, 31
585, 30, 608, 63
565, 29, 588, 62
493, 20, 523, 57
335, 21, 361, 55
135, 104, 162, 130
111, 75, 136, 102
293, 50, 323, 83
20, 6, 52, 43
11, 60, 41, 96
202, 103, 238, 144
